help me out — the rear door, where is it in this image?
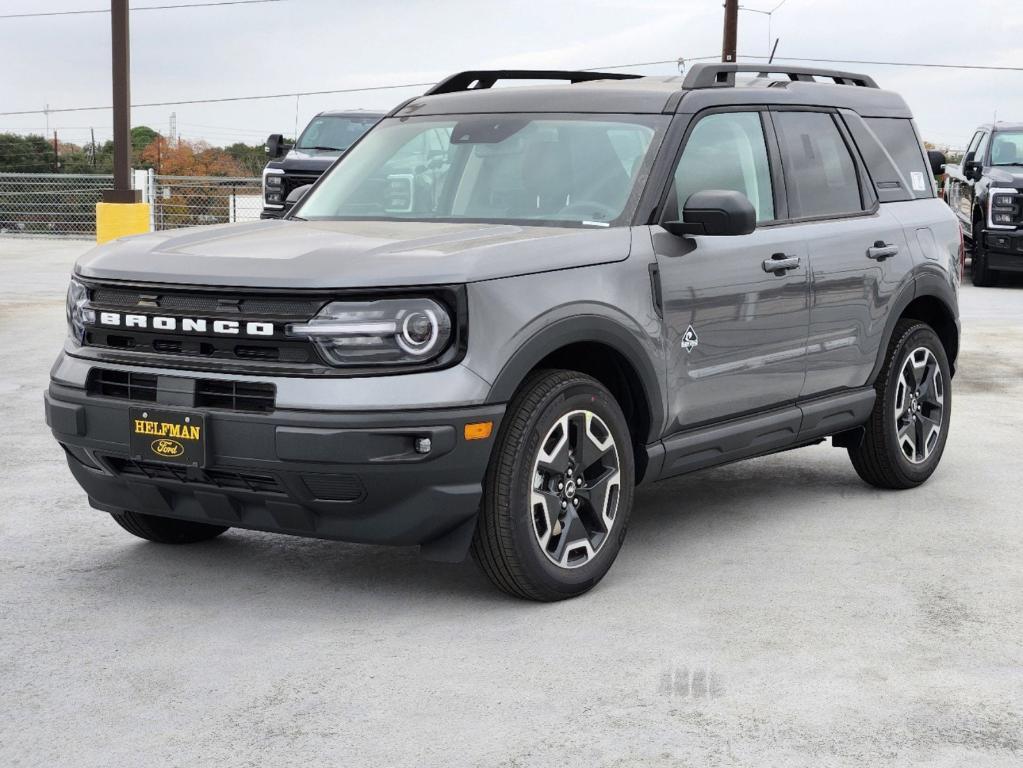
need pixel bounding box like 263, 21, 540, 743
768, 109, 912, 396
652, 108, 810, 431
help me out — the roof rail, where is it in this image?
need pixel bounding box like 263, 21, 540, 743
424, 69, 642, 96
682, 63, 878, 90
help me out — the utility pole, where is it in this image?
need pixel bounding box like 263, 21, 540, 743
722, 0, 739, 63
53, 131, 59, 172
102, 0, 139, 203
90, 127, 97, 168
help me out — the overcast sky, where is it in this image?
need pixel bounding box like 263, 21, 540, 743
1, 0, 1019, 151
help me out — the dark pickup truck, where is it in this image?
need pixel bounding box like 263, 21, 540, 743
261, 110, 383, 218
942, 122, 1023, 285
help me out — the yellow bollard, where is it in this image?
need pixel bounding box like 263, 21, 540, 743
95, 202, 151, 244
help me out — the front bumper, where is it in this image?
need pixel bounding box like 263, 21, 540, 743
45, 382, 504, 560
259, 206, 287, 220
983, 230, 1023, 271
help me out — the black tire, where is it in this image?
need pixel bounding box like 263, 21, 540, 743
110, 511, 229, 544
970, 222, 997, 287
471, 369, 635, 601
848, 320, 951, 489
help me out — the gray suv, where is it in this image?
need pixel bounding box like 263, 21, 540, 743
46, 65, 962, 601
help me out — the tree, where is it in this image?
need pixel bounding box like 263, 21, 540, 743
139, 137, 246, 176
131, 126, 160, 154
0, 133, 54, 172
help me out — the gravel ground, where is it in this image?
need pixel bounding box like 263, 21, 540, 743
1, 238, 1020, 767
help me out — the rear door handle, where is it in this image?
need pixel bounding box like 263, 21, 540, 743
762, 253, 801, 273
867, 241, 899, 260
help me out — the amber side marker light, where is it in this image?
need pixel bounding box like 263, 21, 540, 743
464, 421, 493, 441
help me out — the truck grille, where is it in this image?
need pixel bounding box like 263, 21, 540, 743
283, 173, 320, 198
87, 368, 276, 413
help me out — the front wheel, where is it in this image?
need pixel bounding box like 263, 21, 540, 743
971, 225, 997, 287
471, 370, 635, 601
848, 320, 951, 489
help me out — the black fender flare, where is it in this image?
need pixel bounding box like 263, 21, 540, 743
485, 314, 665, 445
868, 269, 960, 384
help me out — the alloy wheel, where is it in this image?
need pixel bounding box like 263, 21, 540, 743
530, 410, 621, 568
894, 346, 945, 464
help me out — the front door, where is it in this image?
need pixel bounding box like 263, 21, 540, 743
652, 109, 810, 432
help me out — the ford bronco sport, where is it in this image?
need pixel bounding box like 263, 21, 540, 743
46, 65, 962, 601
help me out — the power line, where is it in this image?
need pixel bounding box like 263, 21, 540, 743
0, 57, 693, 117
742, 53, 1023, 73
5, 53, 1020, 119
0, 0, 283, 20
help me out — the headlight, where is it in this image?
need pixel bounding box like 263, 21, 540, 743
264, 173, 284, 205
286, 298, 453, 366
66, 277, 94, 344
992, 193, 1016, 208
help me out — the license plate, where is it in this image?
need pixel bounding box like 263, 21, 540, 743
129, 407, 206, 466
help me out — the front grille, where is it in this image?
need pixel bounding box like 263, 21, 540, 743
87, 368, 158, 402
195, 380, 275, 412
283, 173, 320, 198
105, 456, 284, 495
87, 368, 276, 413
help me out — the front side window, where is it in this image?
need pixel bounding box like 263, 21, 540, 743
991, 132, 1023, 166
295, 115, 380, 151
774, 111, 863, 218
296, 114, 666, 227
974, 132, 991, 165
669, 111, 775, 222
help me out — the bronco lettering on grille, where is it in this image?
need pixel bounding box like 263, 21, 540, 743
98, 312, 274, 336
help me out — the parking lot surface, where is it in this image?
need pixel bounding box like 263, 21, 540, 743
1, 239, 1021, 767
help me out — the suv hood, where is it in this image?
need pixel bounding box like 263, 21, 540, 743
76, 219, 632, 289
988, 166, 1023, 187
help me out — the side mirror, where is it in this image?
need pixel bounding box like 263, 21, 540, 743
927, 150, 946, 177
962, 151, 982, 181
662, 190, 757, 237
285, 184, 311, 206
265, 133, 285, 159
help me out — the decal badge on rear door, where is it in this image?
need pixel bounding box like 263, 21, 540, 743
681, 325, 699, 352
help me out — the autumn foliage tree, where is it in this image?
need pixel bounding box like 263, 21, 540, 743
139, 137, 247, 176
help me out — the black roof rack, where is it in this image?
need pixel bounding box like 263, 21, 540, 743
682, 63, 878, 89
424, 69, 642, 96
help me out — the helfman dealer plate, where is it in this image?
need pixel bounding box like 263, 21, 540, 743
129, 407, 206, 466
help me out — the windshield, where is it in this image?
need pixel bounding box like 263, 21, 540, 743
295, 114, 666, 227
991, 132, 1023, 166
295, 115, 380, 151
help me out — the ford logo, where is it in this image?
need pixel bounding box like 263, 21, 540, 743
151, 438, 185, 458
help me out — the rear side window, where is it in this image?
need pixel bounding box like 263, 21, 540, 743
774, 111, 863, 218
864, 118, 933, 198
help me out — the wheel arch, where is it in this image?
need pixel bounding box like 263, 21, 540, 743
870, 273, 960, 383
486, 316, 665, 483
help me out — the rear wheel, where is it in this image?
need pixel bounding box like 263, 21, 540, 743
110, 511, 229, 544
471, 370, 635, 601
848, 320, 951, 489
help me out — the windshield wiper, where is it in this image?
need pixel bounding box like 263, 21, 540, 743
304, 145, 345, 151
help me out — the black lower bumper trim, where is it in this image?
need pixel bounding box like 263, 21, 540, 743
46, 384, 504, 557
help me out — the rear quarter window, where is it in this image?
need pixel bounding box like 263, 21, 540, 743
864, 118, 933, 199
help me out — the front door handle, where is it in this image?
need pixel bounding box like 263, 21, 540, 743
762, 253, 801, 273
867, 241, 899, 260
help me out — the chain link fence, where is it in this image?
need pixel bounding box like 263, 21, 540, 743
152, 175, 263, 231
0, 173, 114, 238
0, 172, 263, 239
